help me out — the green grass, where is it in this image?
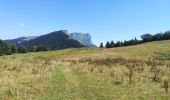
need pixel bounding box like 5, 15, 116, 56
0, 40, 170, 100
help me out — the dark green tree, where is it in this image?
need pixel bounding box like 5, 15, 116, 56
35, 45, 49, 52
18, 46, 27, 53
105, 41, 111, 48
162, 31, 170, 40
110, 40, 115, 48
10, 44, 17, 53
5, 45, 12, 55
0, 40, 11, 55
30, 46, 37, 52
99, 43, 104, 48
100, 30, 170, 49
123, 40, 128, 46
115, 41, 121, 47
141, 33, 153, 42
153, 33, 163, 41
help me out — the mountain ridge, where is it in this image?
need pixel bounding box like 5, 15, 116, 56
5, 31, 97, 48
5, 30, 86, 50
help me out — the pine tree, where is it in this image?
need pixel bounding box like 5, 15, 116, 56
110, 40, 115, 48
99, 43, 104, 48
106, 41, 111, 48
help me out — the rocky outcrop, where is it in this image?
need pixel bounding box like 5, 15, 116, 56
69, 33, 97, 48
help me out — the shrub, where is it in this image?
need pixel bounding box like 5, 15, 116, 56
10, 44, 17, 53
35, 45, 49, 52
18, 46, 27, 53
126, 64, 135, 84
164, 81, 169, 93
151, 66, 161, 82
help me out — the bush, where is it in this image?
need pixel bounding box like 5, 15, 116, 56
10, 44, 17, 53
0, 41, 12, 55
18, 46, 27, 53
35, 45, 49, 52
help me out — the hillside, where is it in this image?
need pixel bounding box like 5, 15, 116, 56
5, 36, 38, 45
5, 31, 97, 49
0, 40, 170, 99
6, 30, 85, 50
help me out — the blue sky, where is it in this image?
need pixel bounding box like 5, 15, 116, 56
0, 0, 170, 45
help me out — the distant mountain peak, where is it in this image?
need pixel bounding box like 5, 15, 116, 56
5, 30, 85, 50
69, 32, 97, 48
5, 30, 97, 49
5, 36, 38, 44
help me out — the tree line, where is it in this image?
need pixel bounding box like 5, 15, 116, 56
100, 31, 170, 48
0, 40, 48, 56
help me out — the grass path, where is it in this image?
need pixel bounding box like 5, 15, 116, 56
38, 65, 84, 100
38, 59, 169, 100
38, 64, 114, 100
37, 63, 129, 100
37, 63, 170, 100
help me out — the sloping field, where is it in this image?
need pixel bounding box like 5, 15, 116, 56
0, 40, 170, 100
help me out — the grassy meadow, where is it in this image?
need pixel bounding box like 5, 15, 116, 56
0, 40, 170, 100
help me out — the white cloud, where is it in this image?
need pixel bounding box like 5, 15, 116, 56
19, 23, 24, 26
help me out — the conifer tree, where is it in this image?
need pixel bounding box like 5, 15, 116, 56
106, 41, 111, 48
99, 43, 104, 48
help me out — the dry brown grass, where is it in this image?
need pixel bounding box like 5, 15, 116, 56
0, 40, 170, 99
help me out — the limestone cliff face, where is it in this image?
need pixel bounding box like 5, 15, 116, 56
69, 33, 97, 48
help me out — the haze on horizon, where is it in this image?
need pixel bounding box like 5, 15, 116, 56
0, 0, 170, 45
